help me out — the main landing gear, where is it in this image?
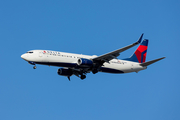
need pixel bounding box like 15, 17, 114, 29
92, 69, 98, 74
67, 74, 86, 81
80, 75, 86, 80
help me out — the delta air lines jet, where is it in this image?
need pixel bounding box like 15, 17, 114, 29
21, 34, 165, 80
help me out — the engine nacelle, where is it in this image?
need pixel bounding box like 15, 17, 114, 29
77, 58, 93, 67
57, 68, 73, 76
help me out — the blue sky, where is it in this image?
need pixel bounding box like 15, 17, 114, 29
0, 0, 179, 120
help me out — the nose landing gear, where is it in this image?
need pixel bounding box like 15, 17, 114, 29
28, 61, 36, 69
33, 65, 37, 69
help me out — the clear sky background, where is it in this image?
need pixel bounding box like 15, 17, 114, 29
0, 0, 179, 120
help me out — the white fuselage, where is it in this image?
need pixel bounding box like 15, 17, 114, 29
21, 50, 147, 74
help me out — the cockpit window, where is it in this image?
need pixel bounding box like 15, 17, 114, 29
26, 51, 33, 53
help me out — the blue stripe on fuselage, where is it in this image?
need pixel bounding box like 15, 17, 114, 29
35, 62, 77, 68
34, 62, 124, 74
100, 67, 124, 73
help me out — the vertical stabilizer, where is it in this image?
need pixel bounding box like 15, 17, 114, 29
124, 39, 148, 63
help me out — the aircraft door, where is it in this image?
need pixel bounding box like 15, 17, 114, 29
131, 63, 134, 70
39, 52, 43, 57
39, 51, 45, 61
39, 51, 48, 62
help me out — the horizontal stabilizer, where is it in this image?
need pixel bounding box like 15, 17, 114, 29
140, 57, 165, 67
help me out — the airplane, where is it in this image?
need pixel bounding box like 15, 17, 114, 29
21, 34, 165, 81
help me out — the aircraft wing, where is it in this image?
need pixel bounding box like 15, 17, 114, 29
92, 34, 144, 62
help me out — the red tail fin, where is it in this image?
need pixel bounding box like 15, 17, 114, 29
125, 39, 148, 63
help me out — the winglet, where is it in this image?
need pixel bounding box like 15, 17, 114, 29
137, 33, 144, 43
140, 57, 165, 67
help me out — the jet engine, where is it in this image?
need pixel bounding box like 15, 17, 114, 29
77, 58, 93, 67
57, 68, 73, 76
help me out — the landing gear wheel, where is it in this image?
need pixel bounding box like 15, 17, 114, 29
92, 69, 98, 74
33, 66, 36, 69
80, 75, 86, 80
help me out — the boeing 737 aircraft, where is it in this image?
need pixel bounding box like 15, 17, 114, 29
21, 34, 165, 80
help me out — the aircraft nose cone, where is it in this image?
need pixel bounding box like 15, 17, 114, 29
21, 54, 27, 60
21, 54, 25, 59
